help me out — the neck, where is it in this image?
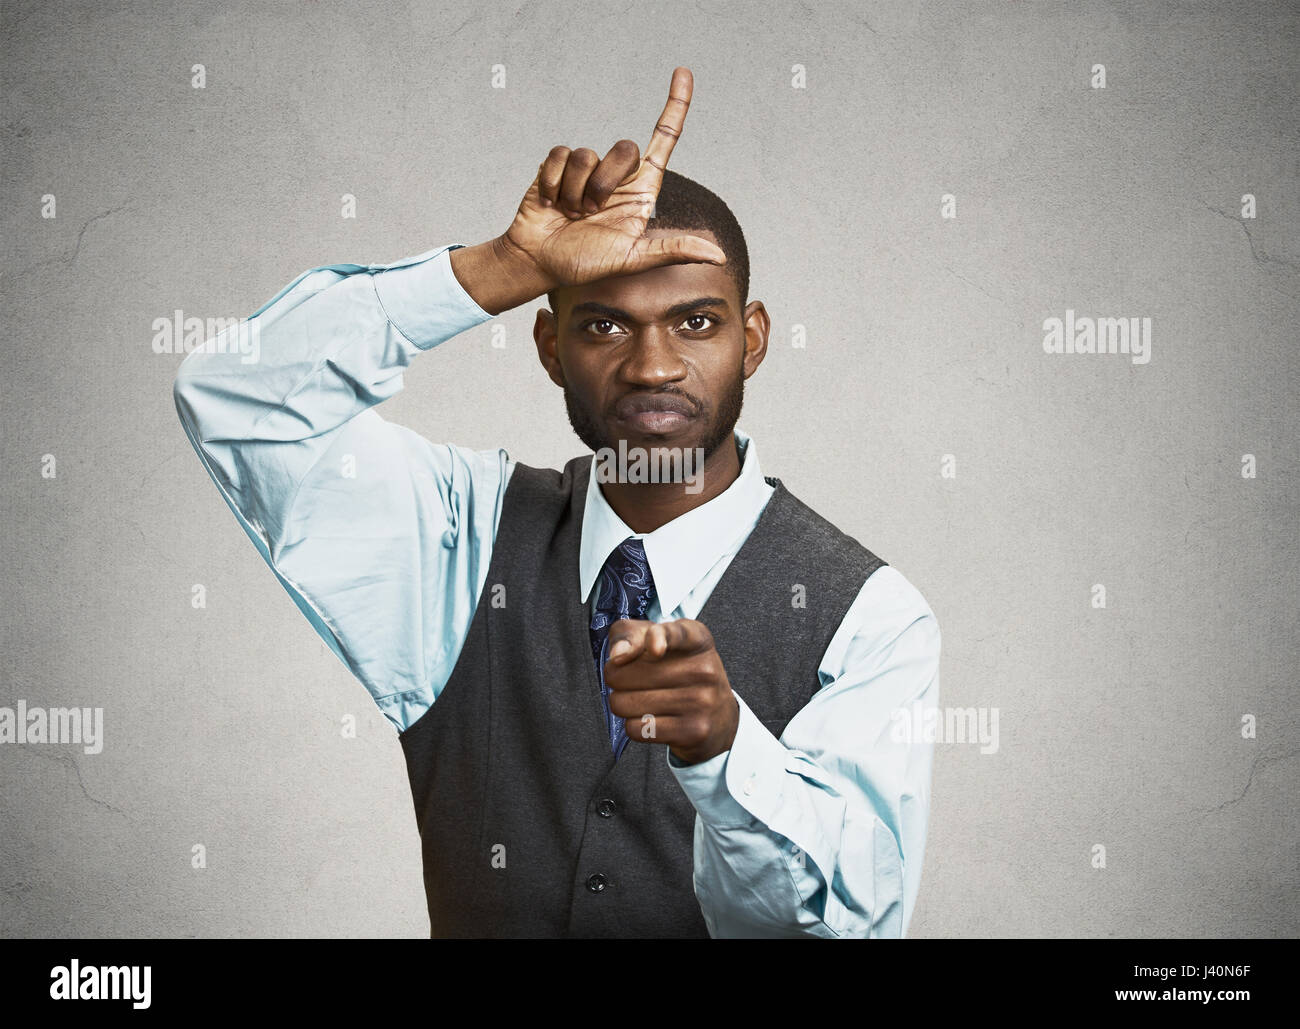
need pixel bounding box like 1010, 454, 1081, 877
598, 435, 742, 534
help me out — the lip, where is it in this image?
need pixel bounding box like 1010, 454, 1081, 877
613, 393, 697, 435
619, 409, 691, 433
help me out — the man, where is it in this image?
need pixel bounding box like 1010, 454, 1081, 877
173, 67, 940, 938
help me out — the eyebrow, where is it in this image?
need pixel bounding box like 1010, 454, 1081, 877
568, 297, 731, 324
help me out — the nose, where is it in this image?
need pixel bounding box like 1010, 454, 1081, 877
617, 327, 687, 389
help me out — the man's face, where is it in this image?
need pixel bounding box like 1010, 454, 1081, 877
534, 229, 768, 468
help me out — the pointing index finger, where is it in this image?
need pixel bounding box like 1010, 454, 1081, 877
607, 618, 712, 670
642, 66, 694, 180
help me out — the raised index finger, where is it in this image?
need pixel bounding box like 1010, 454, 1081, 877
641, 66, 694, 180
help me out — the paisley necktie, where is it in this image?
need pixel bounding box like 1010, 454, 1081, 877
589, 536, 658, 759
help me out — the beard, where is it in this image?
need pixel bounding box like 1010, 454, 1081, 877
563, 364, 745, 469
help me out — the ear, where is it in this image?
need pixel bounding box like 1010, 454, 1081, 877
533, 308, 566, 389
741, 300, 770, 380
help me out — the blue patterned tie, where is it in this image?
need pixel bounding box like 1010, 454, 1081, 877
589, 537, 658, 759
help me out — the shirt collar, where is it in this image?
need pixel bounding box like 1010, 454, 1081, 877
578, 426, 770, 615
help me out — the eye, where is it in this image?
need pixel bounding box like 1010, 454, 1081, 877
583, 318, 624, 336
681, 313, 718, 332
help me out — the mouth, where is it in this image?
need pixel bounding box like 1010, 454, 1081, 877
613, 393, 698, 435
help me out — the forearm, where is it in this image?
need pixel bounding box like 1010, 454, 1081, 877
173, 246, 492, 535
672, 575, 941, 937
690, 805, 903, 939
675, 696, 915, 938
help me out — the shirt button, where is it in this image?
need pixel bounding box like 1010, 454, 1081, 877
586, 873, 608, 893
743, 774, 757, 796
596, 798, 617, 818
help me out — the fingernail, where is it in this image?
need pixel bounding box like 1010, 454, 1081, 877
584, 198, 600, 214
610, 640, 631, 659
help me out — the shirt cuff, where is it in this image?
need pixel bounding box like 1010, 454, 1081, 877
666, 691, 785, 829
371, 244, 494, 349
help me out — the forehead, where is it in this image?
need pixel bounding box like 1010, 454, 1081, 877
555, 228, 735, 320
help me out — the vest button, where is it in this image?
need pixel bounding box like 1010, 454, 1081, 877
596, 798, 617, 818
586, 873, 608, 893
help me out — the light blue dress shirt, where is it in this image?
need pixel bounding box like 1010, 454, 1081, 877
173, 243, 942, 939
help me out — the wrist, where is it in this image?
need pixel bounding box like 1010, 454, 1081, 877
371, 244, 497, 347
671, 697, 740, 766
448, 233, 555, 316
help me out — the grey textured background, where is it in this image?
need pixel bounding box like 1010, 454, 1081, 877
2, 0, 1297, 937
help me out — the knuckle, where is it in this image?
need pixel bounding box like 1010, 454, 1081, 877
679, 653, 716, 685
681, 685, 709, 711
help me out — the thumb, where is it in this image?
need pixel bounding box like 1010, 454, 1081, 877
624, 233, 727, 274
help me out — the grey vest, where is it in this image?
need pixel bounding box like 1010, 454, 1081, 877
399, 454, 886, 938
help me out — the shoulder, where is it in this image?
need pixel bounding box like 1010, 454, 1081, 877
765, 476, 887, 576
504, 453, 589, 498
845, 564, 941, 659
807, 562, 940, 702
765, 478, 940, 669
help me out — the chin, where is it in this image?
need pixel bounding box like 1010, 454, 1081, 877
614, 425, 705, 452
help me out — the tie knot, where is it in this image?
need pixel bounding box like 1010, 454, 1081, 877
610, 535, 648, 571
593, 536, 657, 620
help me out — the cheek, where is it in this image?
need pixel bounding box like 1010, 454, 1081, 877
562, 358, 611, 405
696, 350, 743, 395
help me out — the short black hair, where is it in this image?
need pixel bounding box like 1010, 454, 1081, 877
546, 168, 749, 317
